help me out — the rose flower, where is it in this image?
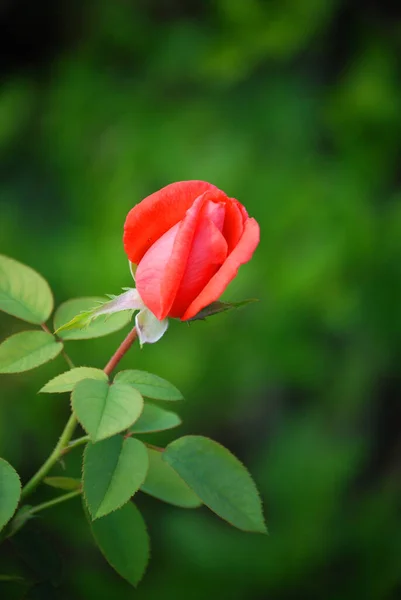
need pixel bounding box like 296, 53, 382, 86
123, 181, 260, 321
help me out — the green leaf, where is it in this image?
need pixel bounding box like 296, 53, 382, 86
163, 436, 267, 533
88, 501, 149, 587
39, 367, 107, 394
0, 255, 53, 325
141, 448, 201, 508
72, 379, 143, 442
44, 477, 81, 491
83, 436, 148, 519
188, 299, 258, 321
53, 297, 132, 340
130, 403, 181, 434
115, 370, 183, 401
0, 331, 63, 374
0, 459, 21, 532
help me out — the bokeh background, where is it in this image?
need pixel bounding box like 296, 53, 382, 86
1, 1, 401, 598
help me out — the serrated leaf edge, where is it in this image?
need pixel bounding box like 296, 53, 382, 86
0, 254, 54, 324
82, 437, 149, 520
114, 370, 184, 401
163, 435, 268, 534
71, 380, 144, 443
0, 330, 63, 374
0, 458, 21, 531
84, 499, 151, 588
39, 367, 108, 394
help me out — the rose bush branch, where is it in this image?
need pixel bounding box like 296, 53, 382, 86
103, 326, 138, 376
19, 325, 78, 499
21, 325, 138, 500
20, 411, 79, 500
0, 180, 264, 588
61, 435, 90, 456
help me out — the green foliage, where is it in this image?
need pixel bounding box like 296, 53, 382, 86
39, 367, 107, 394
129, 403, 181, 434
88, 502, 150, 587
53, 297, 132, 340
0, 459, 21, 532
0, 331, 63, 374
2, 1, 401, 597
44, 477, 81, 491
163, 436, 267, 533
115, 370, 183, 401
10, 524, 63, 587
83, 436, 148, 519
71, 379, 143, 442
0, 255, 53, 325
141, 448, 202, 509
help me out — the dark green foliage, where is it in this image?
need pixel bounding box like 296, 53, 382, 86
1, 0, 401, 597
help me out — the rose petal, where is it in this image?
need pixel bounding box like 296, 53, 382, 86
123, 181, 224, 264
181, 218, 260, 321
136, 192, 214, 320
238, 202, 249, 220
169, 214, 228, 318
203, 199, 226, 231
134, 222, 180, 319
223, 199, 245, 253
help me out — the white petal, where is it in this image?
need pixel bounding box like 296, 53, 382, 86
135, 308, 169, 346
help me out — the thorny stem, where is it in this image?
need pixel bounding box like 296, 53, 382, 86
20, 326, 138, 502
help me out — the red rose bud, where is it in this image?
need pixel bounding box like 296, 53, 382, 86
123, 181, 260, 321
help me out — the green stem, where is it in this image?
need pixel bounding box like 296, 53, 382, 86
21, 413, 78, 500
29, 489, 81, 515
41, 322, 75, 370
61, 435, 90, 455
103, 326, 138, 376
61, 348, 74, 369
21, 326, 138, 500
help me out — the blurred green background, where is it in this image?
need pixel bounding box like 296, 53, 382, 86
1, 0, 401, 598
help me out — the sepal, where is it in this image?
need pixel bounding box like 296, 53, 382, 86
188, 298, 258, 321
135, 309, 168, 346
54, 288, 144, 335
